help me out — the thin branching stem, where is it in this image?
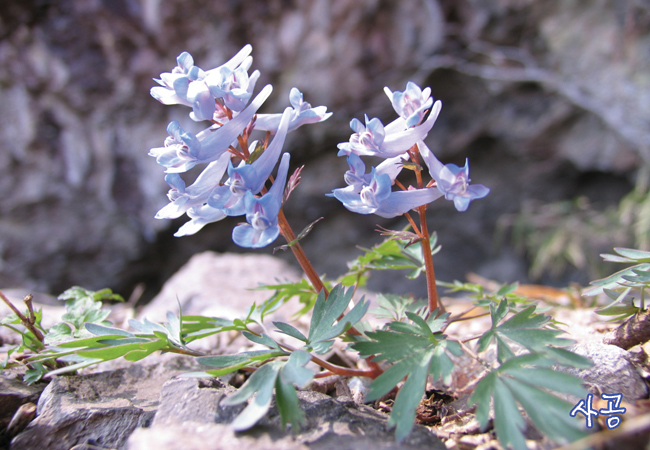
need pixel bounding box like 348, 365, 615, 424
279, 341, 381, 379
0, 289, 45, 343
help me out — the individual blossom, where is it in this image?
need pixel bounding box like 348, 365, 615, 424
155, 152, 231, 220
341, 152, 409, 193
232, 153, 291, 248
174, 204, 228, 237
329, 156, 441, 218
150, 51, 197, 107
418, 141, 490, 212
384, 82, 434, 128
208, 108, 292, 216
336, 101, 441, 159
205, 56, 260, 112
255, 88, 333, 133
149, 85, 273, 173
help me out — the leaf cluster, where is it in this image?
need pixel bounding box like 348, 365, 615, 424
195, 285, 368, 432
352, 311, 461, 441
339, 233, 440, 287
469, 298, 592, 450
585, 247, 650, 319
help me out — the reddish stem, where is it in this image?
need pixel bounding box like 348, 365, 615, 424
409, 146, 442, 315
277, 209, 328, 297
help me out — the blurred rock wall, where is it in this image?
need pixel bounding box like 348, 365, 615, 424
0, 0, 647, 296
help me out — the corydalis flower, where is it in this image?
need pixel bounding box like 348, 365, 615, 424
337, 101, 441, 158
208, 108, 292, 216
205, 56, 260, 112
232, 153, 291, 248
329, 154, 441, 218
151, 46, 253, 116
418, 141, 489, 212
156, 152, 231, 220
384, 82, 434, 128
149, 85, 272, 173
255, 88, 333, 133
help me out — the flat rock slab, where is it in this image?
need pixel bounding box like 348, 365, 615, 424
10, 356, 198, 450
127, 377, 446, 450
138, 252, 301, 323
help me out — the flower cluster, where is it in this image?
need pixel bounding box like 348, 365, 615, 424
330, 81, 489, 217
150, 45, 331, 248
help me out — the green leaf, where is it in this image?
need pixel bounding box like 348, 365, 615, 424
85, 323, 133, 337
197, 350, 283, 376
478, 301, 570, 362
584, 263, 650, 296
275, 376, 305, 431
124, 339, 168, 361
55, 334, 137, 348
470, 371, 496, 430
306, 285, 368, 352
388, 351, 433, 442
273, 322, 307, 342
44, 323, 74, 345
502, 377, 586, 443
128, 317, 168, 335
254, 279, 320, 317
469, 353, 587, 450
497, 282, 519, 297
223, 361, 283, 431
280, 350, 314, 389
242, 332, 281, 350
352, 314, 459, 441
613, 247, 650, 262
24, 363, 47, 385
77, 342, 147, 360
493, 378, 527, 450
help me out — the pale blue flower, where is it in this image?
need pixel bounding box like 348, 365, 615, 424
174, 204, 228, 237
208, 108, 292, 216
232, 153, 291, 248
418, 141, 490, 212
151, 45, 254, 120
341, 152, 409, 193
148, 121, 202, 173
254, 88, 333, 132
149, 85, 273, 173
155, 152, 231, 220
205, 56, 260, 112
384, 82, 434, 128
336, 102, 441, 158
329, 156, 441, 218
150, 52, 198, 107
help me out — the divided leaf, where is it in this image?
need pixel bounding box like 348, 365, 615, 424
477, 300, 572, 362
220, 353, 314, 432
306, 285, 369, 353
469, 353, 587, 450
352, 311, 461, 441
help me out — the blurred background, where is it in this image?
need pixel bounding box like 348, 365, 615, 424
0, 0, 649, 303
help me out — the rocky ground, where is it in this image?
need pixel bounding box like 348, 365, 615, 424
3, 253, 650, 450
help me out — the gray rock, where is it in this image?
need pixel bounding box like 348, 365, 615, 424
563, 341, 649, 402
138, 252, 301, 323
0, 376, 43, 447
10, 356, 198, 450
128, 378, 446, 450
